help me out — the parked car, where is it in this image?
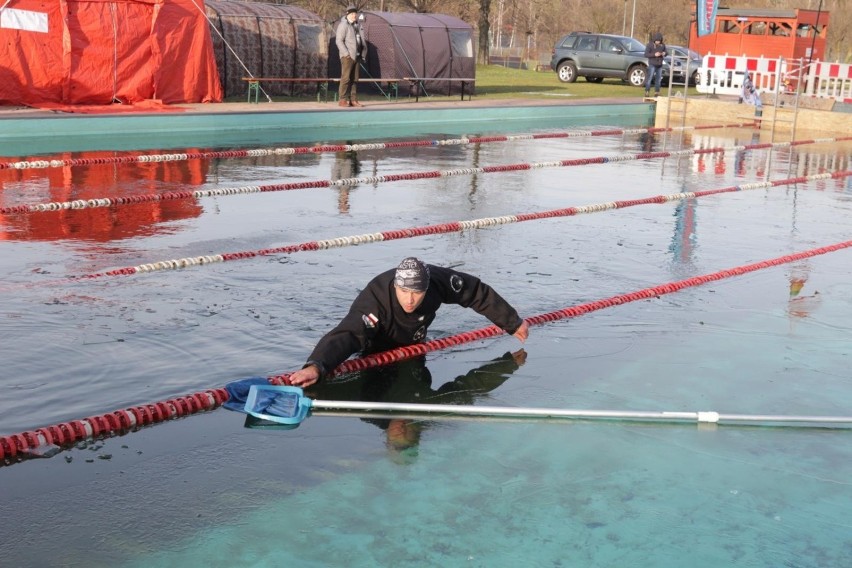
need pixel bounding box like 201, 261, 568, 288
661, 45, 702, 86
550, 31, 648, 87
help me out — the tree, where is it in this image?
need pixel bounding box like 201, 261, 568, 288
283, 0, 850, 63
478, 0, 491, 64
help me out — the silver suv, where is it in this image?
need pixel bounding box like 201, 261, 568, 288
550, 32, 648, 87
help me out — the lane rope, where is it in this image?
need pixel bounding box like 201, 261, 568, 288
0, 122, 754, 172
3, 135, 849, 216
37, 170, 847, 284
3, 239, 851, 462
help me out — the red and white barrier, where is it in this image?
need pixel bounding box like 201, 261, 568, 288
698, 54, 852, 103
697, 54, 786, 97
804, 61, 852, 103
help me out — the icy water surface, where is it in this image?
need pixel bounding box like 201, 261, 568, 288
1, 120, 851, 567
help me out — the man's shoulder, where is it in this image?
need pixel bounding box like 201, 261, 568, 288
366, 268, 396, 289
426, 263, 455, 279
427, 264, 479, 292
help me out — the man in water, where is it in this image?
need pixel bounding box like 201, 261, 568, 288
287, 257, 529, 388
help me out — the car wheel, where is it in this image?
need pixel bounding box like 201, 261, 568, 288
690, 70, 699, 86
557, 61, 578, 83
628, 65, 647, 87
585, 76, 604, 83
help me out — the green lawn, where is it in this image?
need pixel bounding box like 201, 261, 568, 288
232, 64, 698, 103
475, 64, 697, 99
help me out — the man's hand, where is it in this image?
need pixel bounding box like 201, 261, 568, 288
512, 321, 529, 343
287, 365, 320, 388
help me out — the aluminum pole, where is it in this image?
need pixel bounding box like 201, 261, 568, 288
309, 399, 852, 427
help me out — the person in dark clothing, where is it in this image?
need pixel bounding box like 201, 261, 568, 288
335, 5, 365, 107
286, 257, 530, 388
643, 33, 667, 98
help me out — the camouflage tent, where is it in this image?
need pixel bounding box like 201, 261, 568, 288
205, 1, 328, 98
329, 11, 476, 97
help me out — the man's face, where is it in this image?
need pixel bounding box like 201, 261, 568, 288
347, 12, 358, 23
395, 285, 426, 313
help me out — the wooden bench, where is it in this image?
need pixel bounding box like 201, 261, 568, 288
243, 78, 330, 104
403, 77, 475, 102
243, 77, 401, 104
488, 55, 525, 69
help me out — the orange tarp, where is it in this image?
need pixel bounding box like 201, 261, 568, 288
0, 0, 222, 106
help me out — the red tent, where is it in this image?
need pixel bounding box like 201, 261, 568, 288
0, 0, 222, 106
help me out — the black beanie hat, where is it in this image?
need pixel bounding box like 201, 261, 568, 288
394, 257, 430, 292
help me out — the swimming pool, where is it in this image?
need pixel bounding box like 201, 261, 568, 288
1, 116, 851, 567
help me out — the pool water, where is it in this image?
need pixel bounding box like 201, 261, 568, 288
1, 119, 851, 568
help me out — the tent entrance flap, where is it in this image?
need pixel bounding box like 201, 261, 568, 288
64, 0, 155, 104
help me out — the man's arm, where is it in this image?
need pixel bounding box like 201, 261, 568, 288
429, 265, 528, 340
335, 22, 347, 57
287, 283, 384, 387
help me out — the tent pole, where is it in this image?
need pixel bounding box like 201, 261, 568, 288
187, 0, 273, 102
358, 61, 389, 100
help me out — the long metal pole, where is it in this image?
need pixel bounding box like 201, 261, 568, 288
630, 0, 637, 37
308, 399, 852, 427
808, 0, 823, 65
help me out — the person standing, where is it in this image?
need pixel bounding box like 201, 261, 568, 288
336, 5, 365, 108
286, 257, 530, 388
643, 33, 667, 98
741, 72, 763, 110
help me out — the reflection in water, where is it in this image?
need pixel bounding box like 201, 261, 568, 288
787, 262, 822, 320
637, 131, 657, 153
669, 177, 698, 268
0, 150, 206, 241
732, 130, 765, 179
330, 150, 361, 214
308, 349, 527, 462
691, 132, 852, 185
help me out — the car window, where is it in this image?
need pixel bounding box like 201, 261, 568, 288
575, 36, 597, 51
599, 38, 622, 53
560, 35, 577, 49
622, 37, 644, 52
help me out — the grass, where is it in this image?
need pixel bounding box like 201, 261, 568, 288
231, 64, 698, 104
475, 64, 698, 99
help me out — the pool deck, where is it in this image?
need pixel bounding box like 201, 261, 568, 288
0, 97, 654, 155
0, 96, 643, 118
4, 94, 846, 155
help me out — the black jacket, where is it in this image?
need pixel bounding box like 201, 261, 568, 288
305, 264, 524, 379
644, 39, 667, 67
